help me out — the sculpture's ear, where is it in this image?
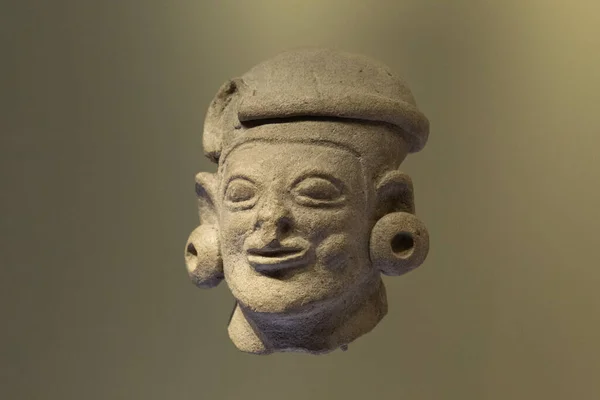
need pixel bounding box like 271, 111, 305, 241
184, 172, 223, 288
194, 172, 220, 225
370, 171, 429, 276
202, 78, 245, 163
374, 170, 415, 218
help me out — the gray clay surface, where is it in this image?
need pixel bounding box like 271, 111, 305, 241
185, 48, 430, 355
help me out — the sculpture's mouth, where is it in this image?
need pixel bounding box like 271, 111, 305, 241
246, 245, 310, 273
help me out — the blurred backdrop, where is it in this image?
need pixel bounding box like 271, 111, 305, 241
2, 1, 599, 399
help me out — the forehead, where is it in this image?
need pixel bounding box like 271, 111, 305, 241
222, 140, 363, 178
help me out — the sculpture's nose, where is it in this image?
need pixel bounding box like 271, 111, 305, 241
254, 196, 293, 245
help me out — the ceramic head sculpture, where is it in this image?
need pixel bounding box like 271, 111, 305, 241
185, 48, 430, 355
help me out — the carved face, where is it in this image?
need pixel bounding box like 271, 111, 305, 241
219, 139, 376, 314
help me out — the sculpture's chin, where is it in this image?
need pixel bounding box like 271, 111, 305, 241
223, 251, 376, 315
233, 286, 337, 315
227, 275, 389, 355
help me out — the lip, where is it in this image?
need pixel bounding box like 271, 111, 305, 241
246, 246, 309, 272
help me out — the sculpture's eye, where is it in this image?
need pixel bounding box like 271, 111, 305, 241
291, 176, 345, 207
225, 178, 258, 209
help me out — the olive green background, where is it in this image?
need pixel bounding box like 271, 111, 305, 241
2, 1, 599, 399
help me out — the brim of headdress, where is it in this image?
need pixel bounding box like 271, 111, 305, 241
237, 91, 429, 153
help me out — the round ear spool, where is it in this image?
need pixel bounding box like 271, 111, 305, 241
370, 211, 429, 276
184, 225, 224, 288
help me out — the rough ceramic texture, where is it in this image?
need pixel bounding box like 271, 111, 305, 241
185, 48, 430, 355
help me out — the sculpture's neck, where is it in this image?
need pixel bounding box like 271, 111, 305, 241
227, 277, 388, 355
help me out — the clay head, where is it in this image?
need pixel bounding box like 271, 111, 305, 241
184, 48, 430, 354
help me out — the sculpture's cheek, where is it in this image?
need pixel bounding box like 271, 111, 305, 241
313, 232, 352, 272
292, 205, 362, 237
220, 211, 254, 250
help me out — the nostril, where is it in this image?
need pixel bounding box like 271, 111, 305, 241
278, 218, 292, 235
186, 242, 198, 257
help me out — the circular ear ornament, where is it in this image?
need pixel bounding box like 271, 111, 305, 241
370, 212, 429, 276
184, 225, 223, 288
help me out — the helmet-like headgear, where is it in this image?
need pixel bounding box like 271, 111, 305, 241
202, 48, 429, 163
